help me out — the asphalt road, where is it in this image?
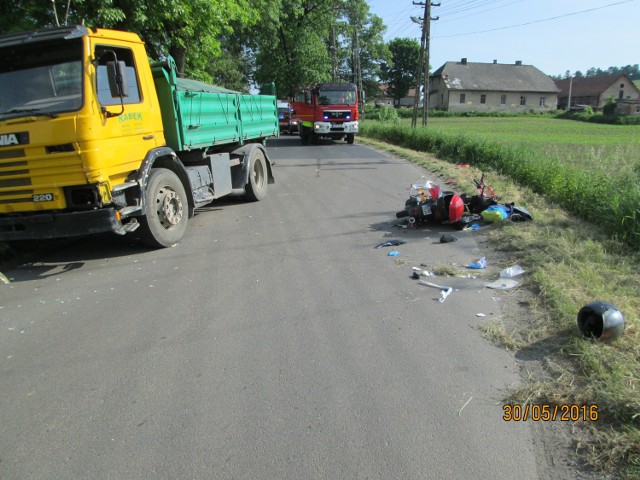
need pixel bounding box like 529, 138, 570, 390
1, 136, 551, 479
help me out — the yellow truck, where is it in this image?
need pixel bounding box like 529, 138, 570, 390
0, 26, 278, 247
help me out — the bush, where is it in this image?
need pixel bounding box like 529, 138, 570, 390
372, 105, 399, 123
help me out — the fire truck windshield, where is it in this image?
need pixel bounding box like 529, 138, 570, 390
0, 39, 83, 118
317, 89, 356, 106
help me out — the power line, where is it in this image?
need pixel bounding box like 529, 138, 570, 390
436, 0, 526, 21
433, 0, 636, 38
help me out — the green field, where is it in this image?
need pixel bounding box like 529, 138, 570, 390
398, 116, 640, 174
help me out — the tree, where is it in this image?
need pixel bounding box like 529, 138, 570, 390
334, 0, 390, 104
248, 0, 337, 97
0, 0, 260, 83
379, 38, 420, 107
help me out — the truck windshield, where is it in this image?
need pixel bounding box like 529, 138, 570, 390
0, 39, 83, 119
317, 89, 357, 106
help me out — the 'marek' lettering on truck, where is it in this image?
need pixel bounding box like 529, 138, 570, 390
0, 26, 278, 247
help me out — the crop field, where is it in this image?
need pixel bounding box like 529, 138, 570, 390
396, 116, 640, 175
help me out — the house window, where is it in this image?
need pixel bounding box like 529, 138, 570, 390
460, 93, 465, 103
500, 95, 506, 105
480, 94, 486, 104
539, 97, 546, 107
520, 96, 526, 106
619, 90, 624, 99
620, 84, 624, 88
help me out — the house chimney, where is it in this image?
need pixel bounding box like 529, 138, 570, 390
461, 58, 467, 65
515, 60, 522, 66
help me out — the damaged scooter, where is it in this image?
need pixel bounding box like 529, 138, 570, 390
395, 174, 498, 229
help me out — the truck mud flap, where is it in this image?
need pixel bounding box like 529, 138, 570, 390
0, 208, 120, 241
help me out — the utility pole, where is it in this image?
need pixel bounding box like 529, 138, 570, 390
567, 75, 573, 111
411, 1, 439, 128
354, 28, 364, 118
410, 6, 426, 128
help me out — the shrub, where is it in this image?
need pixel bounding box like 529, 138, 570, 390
373, 105, 399, 123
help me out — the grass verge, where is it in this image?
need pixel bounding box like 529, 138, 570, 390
357, 134, 640, 479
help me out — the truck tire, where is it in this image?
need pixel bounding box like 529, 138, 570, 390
244, 149, 268, 201
346, 134, 355, 144
138, 168, 188, 248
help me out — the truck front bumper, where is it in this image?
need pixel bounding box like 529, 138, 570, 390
0, 208, 120, 241
313, 121, 359, 135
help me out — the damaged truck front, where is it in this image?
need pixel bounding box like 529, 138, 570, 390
0, 26, 278, 248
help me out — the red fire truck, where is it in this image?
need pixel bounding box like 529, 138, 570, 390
291, 83, 359, 144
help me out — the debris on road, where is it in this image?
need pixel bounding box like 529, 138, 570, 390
412, 267, 435, 278
466, 257, 487, 269
440, 233, 457, 243
388, 250, 400, 256
500, 265, 526, 278
485, 278, 520, 290
375, 239, 407, 249
418, 280, 454, 303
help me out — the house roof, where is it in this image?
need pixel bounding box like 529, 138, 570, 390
431, 60, 559, 93
554, 74, 640, 97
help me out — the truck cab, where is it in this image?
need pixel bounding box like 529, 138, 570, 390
0, 26, 278, 247
291, 83, 359, 144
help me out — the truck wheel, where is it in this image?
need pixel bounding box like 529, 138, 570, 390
244, 149, 268, 201
347, 134, 355, 144
138, 168, 188, 248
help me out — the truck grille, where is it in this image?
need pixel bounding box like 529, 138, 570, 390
0, 144, 84, 210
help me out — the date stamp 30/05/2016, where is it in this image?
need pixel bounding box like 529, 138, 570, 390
503, 404, 599, 422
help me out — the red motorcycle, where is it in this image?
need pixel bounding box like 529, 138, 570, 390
396, 174, 497, 229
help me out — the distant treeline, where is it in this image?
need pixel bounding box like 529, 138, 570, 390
552, 64, 639, 80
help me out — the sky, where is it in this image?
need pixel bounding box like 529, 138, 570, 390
366, 0, 639, 77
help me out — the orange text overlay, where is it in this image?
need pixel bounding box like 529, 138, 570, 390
503, 404, 599, 422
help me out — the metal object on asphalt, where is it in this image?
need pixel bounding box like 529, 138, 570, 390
419, 280, 453, 303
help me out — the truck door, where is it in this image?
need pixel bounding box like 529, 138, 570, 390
88, 43, 164, 182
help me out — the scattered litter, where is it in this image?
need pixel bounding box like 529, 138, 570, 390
375, 239, 407, 249
419, 280, 453, 303
412, 267, 435, 278
485, 278, 520, 290
463, 224, 481, 231
458, 396, 473, 416
466, 257, 487, 269
500, 265, 526, 278
456, 164, 470, 168
440, 233, 457, 243
475, 313, 486, 317
388, 250, 400, 256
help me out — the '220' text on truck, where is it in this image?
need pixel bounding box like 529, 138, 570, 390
291, 83, 358, 145
0, 26, 279, 248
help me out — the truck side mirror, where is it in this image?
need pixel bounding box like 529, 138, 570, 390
107, 60, 130, 98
